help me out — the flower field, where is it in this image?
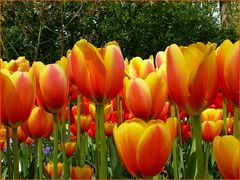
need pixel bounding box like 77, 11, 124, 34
0, 39, 239, 179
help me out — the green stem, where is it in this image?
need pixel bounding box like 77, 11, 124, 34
234, 105, 239, 139
61, 107, 69, 178
38, 138, 43, 179
222, 96, 227, 135
204, 143, 210, 178
21, 143, 27, 177
171, 103, 178, 179
6, 127, 12, 179
192, 115, 204, 178
12, 127, 19, 179
53, 111, 59, 179
34, 139, 39, 179
96, 104, 108, 178
67, 99, 71, 141
77, 93, 82, 166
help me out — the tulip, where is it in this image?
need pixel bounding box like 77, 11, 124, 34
124, 71, 168, 120
126, 57, 155, 79
70, 39, 125, 104
3, 71, 36, 127
45, 162, 63, 177
217, 40, 239, 107
65, 142, 77, 157
113, 117, 177, 177
21, 106, 53, 139
70, 165, 93, 179
213, 135, 239, 179
201, 108, 223, 142
104, 121, 117, 136
25, 137, 34, 145
217, 40, 239, 138
38, 63, 68, 112
166, 42, 218, 115
5, 57, 30, 73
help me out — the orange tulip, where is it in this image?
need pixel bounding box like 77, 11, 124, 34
21, 106, 53, 139
213, 135, 239, 179
70, 165, 93, 180
3, 71, 35, 127
113, 117, 177, 177
25, 137, 34, 145
45, 162, 63, 177
166, 42, 218, 115
70, 39, 125, 104
124, 70, 168, 120
201, 108, 223, 142
226, 117, 240, 135
4, 57, 30, 73
37, 63, 68, 112
104, 121, 117, 136
126, 57, 155, 79
0, 69, 11, 125
65, 142, 76, 157
216, 40, 239, 106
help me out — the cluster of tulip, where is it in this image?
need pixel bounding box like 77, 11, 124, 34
0, 39, 239, 179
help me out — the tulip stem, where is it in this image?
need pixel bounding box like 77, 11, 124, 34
12, 127, 19, 179
116, 95, 122, 124
53, 111, 59, 179
61, 106, 69, 178
6, 127, 12, 179
67, 99, 71, 141
222, 96, 227, 135
76, 93, 82, 166
38, 138, 43, 179
234, 105, 239, 139
34, 139, 39, 179
192, 115, 204, 178
204, 143, 210, 178
96, 104, 108, 178
171, 103, 178, 179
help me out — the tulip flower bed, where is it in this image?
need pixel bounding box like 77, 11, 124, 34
0, 39, 239, 179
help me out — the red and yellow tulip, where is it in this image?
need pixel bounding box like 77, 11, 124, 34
70, 39, 125, 104
70, 165, 93, 180
166, 42, 218, 115
216, 40, 239, 106
201, 108, 223, 142
21, 106, 53, 139
124, 70, 168, 120
113, 117, 177, 177
3, 71, 36, 127
65, 142, 76, 157
213, 135, 239, 179
45, 162, 63, 178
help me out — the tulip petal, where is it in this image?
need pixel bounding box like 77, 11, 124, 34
136, 123, 172, 177
104, 45, 125, 103
167, 44, 188, 109
125, 78, 152, 119
145, 72, 167, 118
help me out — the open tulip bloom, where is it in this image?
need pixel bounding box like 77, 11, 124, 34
1, 39, 240, 180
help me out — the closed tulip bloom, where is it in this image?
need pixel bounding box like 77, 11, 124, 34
226, 117, 240, 135
217, 40, 239, 106
70, 39, 125, 104
124, 71, 168, 120
4, 71, 35, 127
21, 106, 53, 139
126, 57, 155, 79
5, 57, 30, 73
70, 165, 93, 180
113, 117, 177, 177
104, 121, 117, 136
39, 63, 68, 112
167, 42, 218, 115
213, 135, 239, 179
45, 162, 63, 177
65, 142, 76, 157
201, 108, 223, 142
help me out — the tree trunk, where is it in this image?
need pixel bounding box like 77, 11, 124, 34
220, 1, 233, 28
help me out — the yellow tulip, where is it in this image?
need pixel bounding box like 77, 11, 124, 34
213, 135, 239, 179
113, 117, 177, 177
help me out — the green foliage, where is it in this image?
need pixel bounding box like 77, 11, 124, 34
2, 1, 238, 63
